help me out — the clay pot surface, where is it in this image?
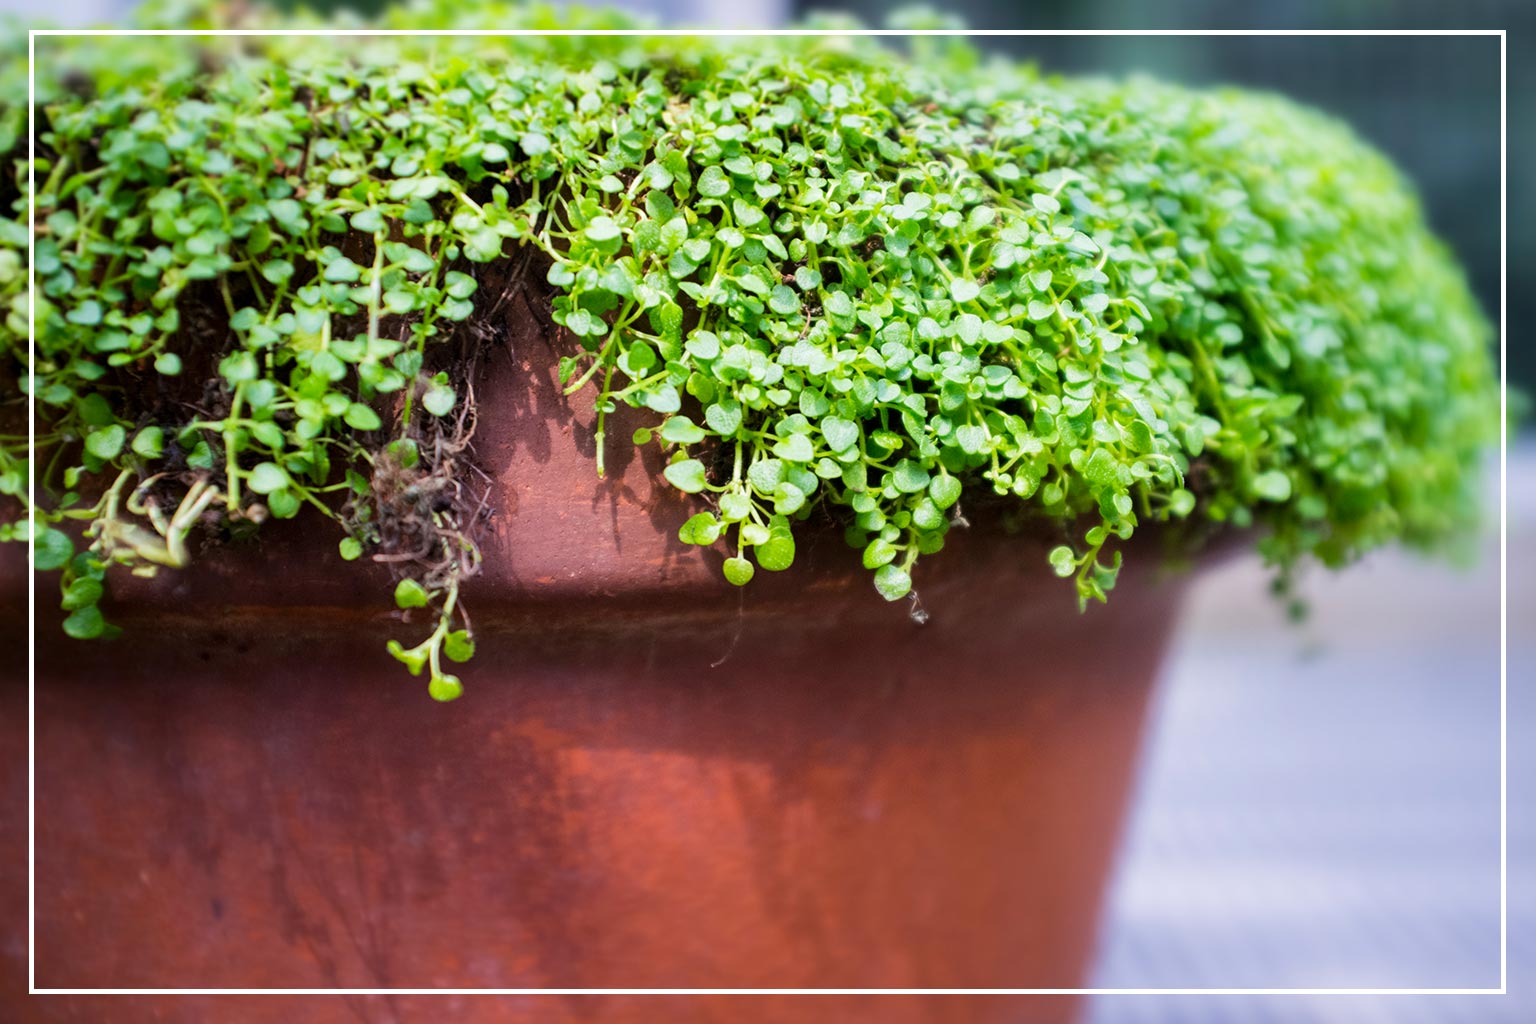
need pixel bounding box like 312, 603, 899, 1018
2, 292, 1195, 1023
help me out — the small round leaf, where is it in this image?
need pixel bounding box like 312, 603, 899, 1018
873, 564, 912, 601
394, 579, 430, 609
664, 459, 708, 493
723, 556, 755, 586
247, 462, 288, 495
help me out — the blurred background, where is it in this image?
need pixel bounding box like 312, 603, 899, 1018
1086, 455, 1524, 1021
6, 0, 1528, 1019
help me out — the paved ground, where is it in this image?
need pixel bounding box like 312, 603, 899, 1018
1087, 448, 1533, 1021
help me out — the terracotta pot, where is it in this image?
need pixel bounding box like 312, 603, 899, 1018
2, 290, 1197, 1023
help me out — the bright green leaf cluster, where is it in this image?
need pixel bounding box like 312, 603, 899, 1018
0, 1, 1499, 698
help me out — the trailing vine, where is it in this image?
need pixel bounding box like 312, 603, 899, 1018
0, 2, 1499, 699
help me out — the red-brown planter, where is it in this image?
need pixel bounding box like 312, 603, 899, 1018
3, 295, 1197, 1023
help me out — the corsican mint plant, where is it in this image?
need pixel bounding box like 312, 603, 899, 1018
0, 2, 1499, 699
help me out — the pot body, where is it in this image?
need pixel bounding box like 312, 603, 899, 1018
3, 292, 1191, 1022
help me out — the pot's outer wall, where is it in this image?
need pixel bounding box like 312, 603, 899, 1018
4, 291, 1190, 1023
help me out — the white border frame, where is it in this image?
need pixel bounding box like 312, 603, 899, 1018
24, 23, 1505, 1000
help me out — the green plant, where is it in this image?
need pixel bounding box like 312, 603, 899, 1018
1, 2, 1499, 699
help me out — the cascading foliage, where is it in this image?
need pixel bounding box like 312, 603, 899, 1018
0, 2, 1499, 699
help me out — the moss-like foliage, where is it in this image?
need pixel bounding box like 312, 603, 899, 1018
0, 2, 1498, 698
